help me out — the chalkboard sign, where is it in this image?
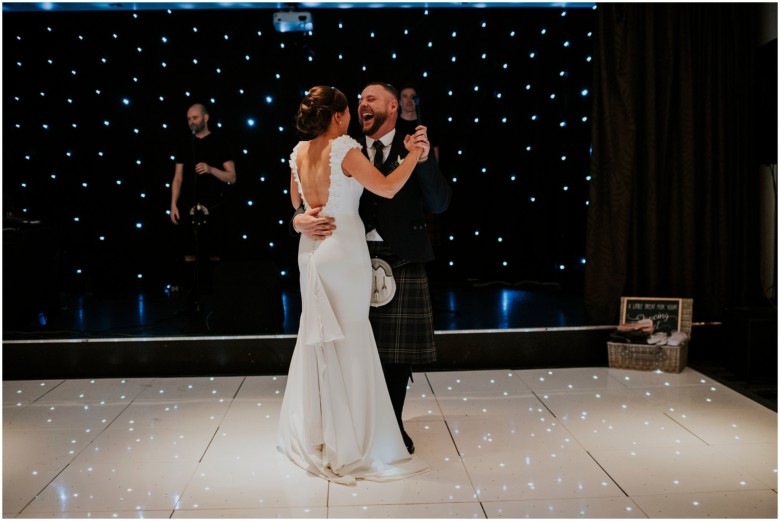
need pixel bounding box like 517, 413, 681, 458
620, 297, 683, 334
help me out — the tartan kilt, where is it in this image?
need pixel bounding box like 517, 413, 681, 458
367, 257, 437, 366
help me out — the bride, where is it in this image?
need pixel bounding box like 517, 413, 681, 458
276, 86, 430, 485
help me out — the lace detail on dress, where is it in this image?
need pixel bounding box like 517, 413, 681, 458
326, 135, 362, 215
289, 135, 362, 216
289, 141, 308, 209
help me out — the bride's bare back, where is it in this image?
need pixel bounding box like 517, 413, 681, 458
295, 139, 332, 208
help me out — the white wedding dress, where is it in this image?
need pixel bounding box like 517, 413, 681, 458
277, 134, 429, 485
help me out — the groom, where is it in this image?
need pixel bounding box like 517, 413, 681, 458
293, 82, 451, 453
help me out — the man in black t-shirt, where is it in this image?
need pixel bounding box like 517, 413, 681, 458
170, 103, 236, 302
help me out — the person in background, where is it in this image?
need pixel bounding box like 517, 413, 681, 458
397, 84, 439, 161
397, 84, 443, 246
170, 103, 236, 312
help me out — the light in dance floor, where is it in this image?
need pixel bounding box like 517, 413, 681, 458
4, 367, 777, 518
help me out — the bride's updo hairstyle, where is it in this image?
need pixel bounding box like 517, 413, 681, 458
296, 86, 348, 138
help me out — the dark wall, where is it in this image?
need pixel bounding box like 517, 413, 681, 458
3, 6, 593, 300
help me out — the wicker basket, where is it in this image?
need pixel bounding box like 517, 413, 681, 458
607, 298, 693, 373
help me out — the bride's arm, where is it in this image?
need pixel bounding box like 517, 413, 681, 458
341, 138, 422, 199
290, 171, 302, 209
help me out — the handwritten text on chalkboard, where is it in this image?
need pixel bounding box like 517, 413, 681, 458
622, 298, 682, 334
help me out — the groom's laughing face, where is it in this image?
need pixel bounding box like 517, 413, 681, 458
358, 85, 397, 137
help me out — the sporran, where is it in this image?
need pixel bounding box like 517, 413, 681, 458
370, 257, 396, 307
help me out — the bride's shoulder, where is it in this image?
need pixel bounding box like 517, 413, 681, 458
333, 134, 362, 151
331, 135, 362, 165
290, 140, 306, 157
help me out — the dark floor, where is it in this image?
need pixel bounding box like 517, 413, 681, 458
3, 283, 587, 340
3, 283, 776, 411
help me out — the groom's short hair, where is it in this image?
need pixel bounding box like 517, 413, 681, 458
364, 82, 399, 102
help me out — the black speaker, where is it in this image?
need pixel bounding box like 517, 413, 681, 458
212, 260, 284, 334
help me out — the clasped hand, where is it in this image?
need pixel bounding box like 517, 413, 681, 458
405, 125, 429, 161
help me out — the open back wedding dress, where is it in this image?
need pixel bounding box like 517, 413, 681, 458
277, 134, 429, 485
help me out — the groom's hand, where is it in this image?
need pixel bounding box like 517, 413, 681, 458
413, 125, 430, 162
294, 206, 336, 240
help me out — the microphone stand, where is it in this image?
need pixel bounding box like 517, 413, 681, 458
189, 127, 201, 315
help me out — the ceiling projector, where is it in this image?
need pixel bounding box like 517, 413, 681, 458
273, 11, 313, 33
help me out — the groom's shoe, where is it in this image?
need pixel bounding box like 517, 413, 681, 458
402, 430, 415, 454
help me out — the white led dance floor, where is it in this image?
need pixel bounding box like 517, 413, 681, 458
3, 367, 777, 518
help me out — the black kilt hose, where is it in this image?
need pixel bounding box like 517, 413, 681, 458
367, 240, 436, 365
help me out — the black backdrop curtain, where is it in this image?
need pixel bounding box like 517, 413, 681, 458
585, 3, 765, 325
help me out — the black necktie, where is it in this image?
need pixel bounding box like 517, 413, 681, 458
373, 140, 384, 169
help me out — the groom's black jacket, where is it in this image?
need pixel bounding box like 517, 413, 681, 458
358, 131, 451, 264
